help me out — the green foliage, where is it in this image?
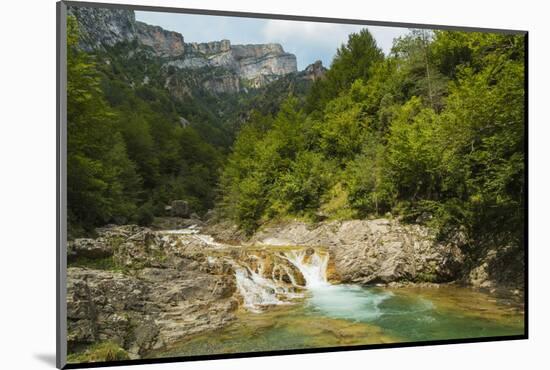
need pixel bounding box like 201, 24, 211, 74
391, 30, 449, 111
67, 341, 129, 363
67, 16, 223, 235
136, 200, 155, 226
316, 80, 370, 161
385, 98, 444, 201
68, 10, 525, 264
306, 28, 384, 112
345, 135, 393, 217
68, 256, 123, 272
67, 16, 141, 231
222, 28, 525, 262
219, 97, 311, 233
274, 151, 335, 215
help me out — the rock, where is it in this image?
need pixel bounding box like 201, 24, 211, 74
415, 212, 433, 224
68, 7, 137, 51
249, 219, 464, 285
202, 221, 247, 243
135, 21, 185, 57
464, 246, 524, 294
67, 259, 239, 358
68, 238, 112, 261
70, 6, 298, 93
204, 209, 216, 219
67, 224, 245, 359
170, 200, 189, 218
66, 268, 151, 353
202, 74, 241, 94
178, 117, 191, 128
113, 229, 165, 268
151, 217, 203, 230
303, 60, 327, 81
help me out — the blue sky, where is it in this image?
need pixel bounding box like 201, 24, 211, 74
136, 11, 409, 70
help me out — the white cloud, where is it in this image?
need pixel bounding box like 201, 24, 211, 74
262, 20, 359, 42
135, 11, 409, 70
261, 20, 364, 67
261, 19, 408, 69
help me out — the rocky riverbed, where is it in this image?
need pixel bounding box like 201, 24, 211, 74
66, 217, 524, 362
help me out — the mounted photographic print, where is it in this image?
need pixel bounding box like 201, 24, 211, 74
56, 1, 527, 368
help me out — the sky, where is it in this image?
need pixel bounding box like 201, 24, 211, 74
135, 11, 409, 70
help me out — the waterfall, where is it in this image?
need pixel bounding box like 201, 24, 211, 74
234, 248, 331, 312
281, 249, 329, 288
159, 225, 395, 320
235, 268, 291, 313
234, 247, 393, 321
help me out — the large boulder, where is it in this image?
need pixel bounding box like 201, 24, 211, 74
250, 219, 464, 285
68, 238, 113, 261
112, 228, 165, 268
67, 225, 240, 359
66, 267, 154, 356
464, 246, 524, 294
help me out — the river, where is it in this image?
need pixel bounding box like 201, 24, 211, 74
149, 236, 524, 358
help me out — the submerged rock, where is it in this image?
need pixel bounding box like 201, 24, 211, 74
68, 218, 504, 360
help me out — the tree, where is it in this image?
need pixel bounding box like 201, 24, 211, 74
391, 30, 448, 111
67, 16, 141, 233
306, 28, 384, 112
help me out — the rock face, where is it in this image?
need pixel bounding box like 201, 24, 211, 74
68, 238, 113, 261
65, 219, 488, 360
464, 246, 524, 293
135, 21, 185, 57
230, 43, 297, 80
168, 41, 297, 81
68, 7, 138, 51
249, 219, 464, 284
68, 6, 297, 91
67, 225, 239, 359
303, 60, 327, 81
201, 74, 241, 94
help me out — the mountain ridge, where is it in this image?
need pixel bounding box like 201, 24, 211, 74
68, 6, 302, 91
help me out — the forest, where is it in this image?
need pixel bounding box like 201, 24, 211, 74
67, 16, 525, 262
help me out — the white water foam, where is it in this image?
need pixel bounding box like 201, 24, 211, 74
160, 227, 226, 248
160, 225, 200, 234
237, 247, 393, 321
307, 284, 393, 322
281, 249, 329, 288
235, 268, 295, 313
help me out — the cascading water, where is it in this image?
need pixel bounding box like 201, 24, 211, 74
281, 249, 329, 288
234, 247, 394, 321
149, 227, 524, 355
233, 251, 307, 313
282, 248, 394, 321
235, 268, 292, 312
165, 224, 394, 320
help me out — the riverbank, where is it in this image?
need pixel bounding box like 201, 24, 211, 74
66, 217, 524, 362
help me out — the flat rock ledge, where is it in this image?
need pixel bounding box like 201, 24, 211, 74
67, 224, 238, 360
247, 219, 465, 285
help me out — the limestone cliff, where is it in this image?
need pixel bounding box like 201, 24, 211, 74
135, 21, 185, 57
68, 6, 138, 51
68, 6, 297, 92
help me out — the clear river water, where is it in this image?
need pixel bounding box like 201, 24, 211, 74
150, 243, 524, 358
